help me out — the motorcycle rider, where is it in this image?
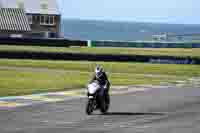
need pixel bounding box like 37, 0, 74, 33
90, 65, 110, 101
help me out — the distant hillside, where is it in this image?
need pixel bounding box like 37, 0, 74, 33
61, 19, 200, 41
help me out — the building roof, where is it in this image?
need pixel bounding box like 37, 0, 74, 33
0, 0, 60, 15
0, 8, 31, 32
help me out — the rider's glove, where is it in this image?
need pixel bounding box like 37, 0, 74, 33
103, 85, 107, 89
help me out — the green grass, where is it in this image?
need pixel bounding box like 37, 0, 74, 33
0, 59, 199, 96
0, 69, 89, 96
1, 45, 200, 58
0, 69, 186, 97
0, 59, 200, 77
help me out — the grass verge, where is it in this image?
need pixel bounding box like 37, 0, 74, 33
0, 59, 199, 96
0, 59, 200, 77
0, 69, 186, 97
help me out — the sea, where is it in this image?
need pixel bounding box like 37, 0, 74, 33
61, 19, 200, 41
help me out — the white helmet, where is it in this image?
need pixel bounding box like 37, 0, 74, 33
95, 65, 103, 78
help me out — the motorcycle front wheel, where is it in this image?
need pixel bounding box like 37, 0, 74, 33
86, 99, 93, 115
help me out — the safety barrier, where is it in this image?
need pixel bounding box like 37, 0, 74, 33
0, 51, 199, 65
88, 40, 200, 48
0, 37, 87, 47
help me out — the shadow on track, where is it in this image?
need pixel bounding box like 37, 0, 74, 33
102, 112, 165, 116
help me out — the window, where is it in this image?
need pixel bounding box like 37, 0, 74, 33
33, 16, 40, 22
27, 15, 33, 24
40, 15, 45, 25
40, 15, 55, 25
49, 16, 55, 25
45, 16, 49, 24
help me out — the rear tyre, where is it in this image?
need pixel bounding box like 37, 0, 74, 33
100, 96, 108, 114
105, 94, 110, 111
105, 94, 110, 105
86, 99, 93, 115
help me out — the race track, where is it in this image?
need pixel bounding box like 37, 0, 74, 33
0, 85, 200, 133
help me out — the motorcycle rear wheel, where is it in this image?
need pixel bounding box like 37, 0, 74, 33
100, 96, 109, 114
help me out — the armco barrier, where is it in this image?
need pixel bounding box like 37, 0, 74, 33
90, 40, 200, 48
0, 38, 87, 47
0, 51, 199, 65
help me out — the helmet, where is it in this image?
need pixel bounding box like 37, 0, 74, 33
95, 65, 103, 78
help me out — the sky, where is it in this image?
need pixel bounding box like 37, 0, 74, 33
57, 0, 199, 24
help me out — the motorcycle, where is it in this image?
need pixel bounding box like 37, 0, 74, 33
86, 81, 110, 115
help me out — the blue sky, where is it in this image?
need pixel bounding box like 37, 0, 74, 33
57, 0, 199, 24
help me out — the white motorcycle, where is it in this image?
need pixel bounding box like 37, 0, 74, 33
86, 81, 110, 115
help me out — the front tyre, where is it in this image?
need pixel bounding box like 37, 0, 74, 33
86, 99, 93, 115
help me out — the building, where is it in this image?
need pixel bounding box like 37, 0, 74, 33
0, 0, 61, 38
0, 8, 31, 38
152, 33, 169, 41
152, 33, 200, 42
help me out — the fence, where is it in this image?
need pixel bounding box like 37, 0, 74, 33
0, 37, 87, 47
88, 40, 200, 48
0, 51, 199, 64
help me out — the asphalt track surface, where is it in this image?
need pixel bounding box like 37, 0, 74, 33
0, 85, 200, 133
